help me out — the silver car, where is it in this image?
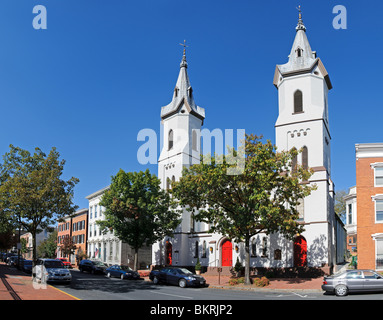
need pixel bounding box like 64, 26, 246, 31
35, 259, 72, 284
322, 269, 383, 296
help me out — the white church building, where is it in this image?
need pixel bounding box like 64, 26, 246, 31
152, 12, 345, 274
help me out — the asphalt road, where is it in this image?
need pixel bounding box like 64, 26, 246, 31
51, 269, 383, 301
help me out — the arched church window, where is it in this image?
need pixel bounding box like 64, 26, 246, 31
174, 87, 179, 97
262, 237, 268, 257
291, 147, 298, 174
168, 129, 174, 150
192, 130, 198, 151
251, 238, 257, 257
302, 146, 308, 170
202, 241, 207, 258
190, 213, 194, 233
194, 241, 199, 258
294, 90, 303, 113
296, 198, 304, 220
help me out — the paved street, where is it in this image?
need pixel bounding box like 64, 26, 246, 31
50, 269, 383, 301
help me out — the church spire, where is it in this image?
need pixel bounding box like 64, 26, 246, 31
160, 41, 205, 121
296, 5, 306, 32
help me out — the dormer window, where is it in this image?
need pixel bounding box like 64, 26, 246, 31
187, 87, 193, 98
296, 47, 303, 58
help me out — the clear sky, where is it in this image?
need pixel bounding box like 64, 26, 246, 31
0, 0, 381, 210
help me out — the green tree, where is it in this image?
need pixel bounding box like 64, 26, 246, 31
0, 145, 79, 269
98, 169, 181, 270
171, 134, 316, 285
37, 229, 58, 258
60, 235, 77, 259
334, 189, 347, 222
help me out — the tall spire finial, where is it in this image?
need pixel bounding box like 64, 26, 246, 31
296, 5, 306, 32
179, 40, 188, 68
180, 40, 188, 55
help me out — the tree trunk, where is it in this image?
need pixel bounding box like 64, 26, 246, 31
32, 232, 37, 279
134, 248, 139, 271
244, 234, 251, 285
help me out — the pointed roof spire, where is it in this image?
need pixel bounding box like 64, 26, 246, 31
296, 5, 306, 32
179, 40, 188, 68
273, 8, 332, 90
160, 41, 205, 121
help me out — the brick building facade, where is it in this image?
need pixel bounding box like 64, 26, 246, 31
355, 143, 383, 270
57, 208, 88, 267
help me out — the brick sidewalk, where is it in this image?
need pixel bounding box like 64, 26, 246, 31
0, 262, 78, 300
203, 274, 323, 292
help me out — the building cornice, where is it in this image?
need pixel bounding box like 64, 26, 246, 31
86, 186, 110, 200
356, 143, 383, 160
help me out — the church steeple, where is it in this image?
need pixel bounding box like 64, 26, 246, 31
273, 7, 332, 90
161, 41, 205, 122
278, 6, 316, 74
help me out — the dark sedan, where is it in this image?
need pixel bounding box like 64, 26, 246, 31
149, 267, 206, 288
322, 269, 383, 296
21, 260, 33, 274
105, 265, 140, 280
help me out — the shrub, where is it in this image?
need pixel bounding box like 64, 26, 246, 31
253, 277, 270, 287
228, 277, 245, 286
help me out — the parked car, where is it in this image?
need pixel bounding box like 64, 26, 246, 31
34, 259, 71, 284
78, 259, 107, 274
322, 269, 383, 296
7, 256, 22, 267
4, 253, 15, 264
22, 260, 33, 274
105, 265, 140, 280
56, 258, 72, 268
149, 267, 206, 288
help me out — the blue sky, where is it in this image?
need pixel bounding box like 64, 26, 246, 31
0, 0, 381, 210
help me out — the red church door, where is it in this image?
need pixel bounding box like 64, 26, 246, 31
166, 242, 172, 265
221, 240, 233, 267
294, 236, 307, 267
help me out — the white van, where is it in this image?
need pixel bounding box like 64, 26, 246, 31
34, 259, 72, 284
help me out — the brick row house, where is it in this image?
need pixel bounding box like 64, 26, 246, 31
346, 143, 383, 270
57, 208, 88, 267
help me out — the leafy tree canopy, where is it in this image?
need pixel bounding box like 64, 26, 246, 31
0, 145, 79, 265
98, 169, 181, 270
171, 134, 316, 284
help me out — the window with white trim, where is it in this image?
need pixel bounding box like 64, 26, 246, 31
376, 200, 383, 222
375, 167, 383, 187
376, 238, 383, 270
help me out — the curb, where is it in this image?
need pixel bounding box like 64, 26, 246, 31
208, 284, 323, 293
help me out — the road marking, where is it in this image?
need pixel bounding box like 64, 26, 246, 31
149, 290, 194, 300
49, 285, 81, 300
268, 292, 309, 298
